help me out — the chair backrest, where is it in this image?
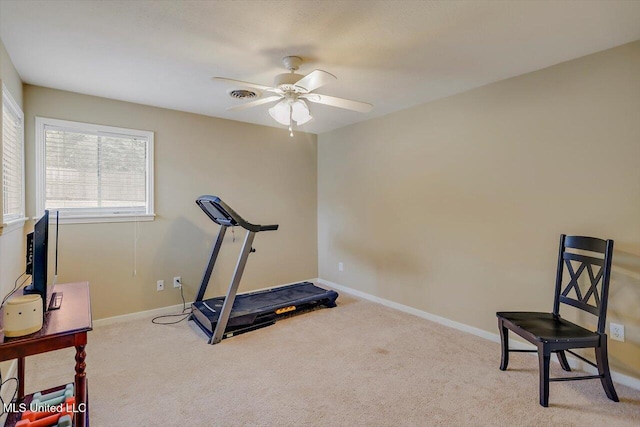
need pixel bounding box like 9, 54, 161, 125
553, 235, 614, 334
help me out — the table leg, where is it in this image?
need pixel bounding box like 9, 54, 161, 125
75, 344, 87, 427
17, 356, 25, 399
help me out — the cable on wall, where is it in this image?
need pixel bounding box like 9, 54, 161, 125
132, 216, 141, 277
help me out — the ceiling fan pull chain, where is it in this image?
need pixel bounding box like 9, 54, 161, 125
289, 108, 294, 137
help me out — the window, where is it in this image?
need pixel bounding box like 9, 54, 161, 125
2, 84, 25, 226
36, 117, 154, 223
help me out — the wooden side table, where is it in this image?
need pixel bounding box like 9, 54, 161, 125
1, 282, 92, 426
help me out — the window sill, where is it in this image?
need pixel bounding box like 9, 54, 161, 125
45, 214, 156, 225
0, 217, 28, 235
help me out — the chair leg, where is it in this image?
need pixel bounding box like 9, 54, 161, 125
595, 339, 619, 402
539, 350, 550, 407
556, 350, 571, 371
498, 319, 509, 371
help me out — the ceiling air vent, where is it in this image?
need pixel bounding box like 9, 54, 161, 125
228, 89, 259, 99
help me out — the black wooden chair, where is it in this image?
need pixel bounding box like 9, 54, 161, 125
496, 234, 619, 407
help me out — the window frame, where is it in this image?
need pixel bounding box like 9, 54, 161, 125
1, 83, 27, 232
35, 117, 155, 224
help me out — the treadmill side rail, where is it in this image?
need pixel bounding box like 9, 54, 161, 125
210, 230, 256, 344
194, 225, 227, 302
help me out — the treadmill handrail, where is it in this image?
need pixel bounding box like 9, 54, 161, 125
196, 195, 279, 233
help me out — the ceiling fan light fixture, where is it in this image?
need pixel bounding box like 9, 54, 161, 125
269, 99, 313, 127
291, 99, 312, 125
268, 100, 291, 125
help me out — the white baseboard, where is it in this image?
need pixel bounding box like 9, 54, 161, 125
317, 278, 640, 391
94, 302, 192, 327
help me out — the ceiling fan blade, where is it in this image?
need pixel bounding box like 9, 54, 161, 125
294, 70, 336, 93
213, 77, 274, 92
301, 93, 373, 113
226, 96, 282, 111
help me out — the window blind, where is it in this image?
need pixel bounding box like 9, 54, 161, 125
44, 125, 148, 216
2, 92, 24, 222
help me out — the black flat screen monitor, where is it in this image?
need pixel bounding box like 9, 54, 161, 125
24, 210, 50, 313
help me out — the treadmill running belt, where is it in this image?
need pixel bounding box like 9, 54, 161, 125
191, 282, 338, 339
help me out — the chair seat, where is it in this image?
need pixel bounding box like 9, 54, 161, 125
496, 311, 600, 344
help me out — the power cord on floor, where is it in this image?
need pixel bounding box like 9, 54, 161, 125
0, 371, 19, 417
151, 278, 192, 325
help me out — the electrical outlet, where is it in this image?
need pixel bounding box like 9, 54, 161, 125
338, 262, 344, 272
156, 280, 165, 291
173, 276, 181, 288
610, 323, 624, 342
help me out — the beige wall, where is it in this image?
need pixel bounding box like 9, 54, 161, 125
23, 86, 318, 319
318, 42, 640, 378
0, 38, 25, 299
1, 36, 26, 325
0, 39, 23, 107
0, 35, 25, 425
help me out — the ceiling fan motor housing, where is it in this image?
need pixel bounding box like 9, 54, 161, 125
273, 73, 306, 92
282, 55, 302, 71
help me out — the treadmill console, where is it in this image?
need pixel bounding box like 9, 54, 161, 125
196, 196, 237, 227
196, 195, 278, 233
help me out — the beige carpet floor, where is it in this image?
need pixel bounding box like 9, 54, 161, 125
22, 293, 640, 426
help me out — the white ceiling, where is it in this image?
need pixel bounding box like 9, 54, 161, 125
1, 0, 639, 134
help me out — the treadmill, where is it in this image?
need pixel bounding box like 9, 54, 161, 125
190, 195, 338, 344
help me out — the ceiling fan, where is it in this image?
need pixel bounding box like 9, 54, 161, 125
214, 56, 373, 135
